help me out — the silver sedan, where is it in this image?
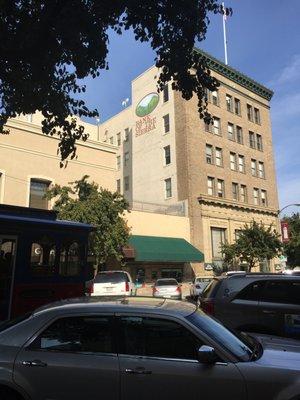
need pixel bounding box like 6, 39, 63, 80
152, 278, 182, 299
0, 297, 299, 400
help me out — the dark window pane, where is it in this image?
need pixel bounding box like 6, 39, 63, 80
262, 281, 300, 305
235, 281, 265, 301
29, 180, 50, 209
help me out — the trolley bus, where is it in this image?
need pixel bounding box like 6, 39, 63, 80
0, 205, 94, 321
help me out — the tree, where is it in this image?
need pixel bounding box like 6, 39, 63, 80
0, 1, 230, 164
46, 175, 130, 269
221, 221, 282, 272
283, 213, 300, 268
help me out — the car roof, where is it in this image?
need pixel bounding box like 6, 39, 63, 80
216, 273, 300, 281
34, 296, 197, 318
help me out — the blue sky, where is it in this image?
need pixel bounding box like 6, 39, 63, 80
82, 0, 300, 214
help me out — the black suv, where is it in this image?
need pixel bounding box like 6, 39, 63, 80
199, 273, 300, 339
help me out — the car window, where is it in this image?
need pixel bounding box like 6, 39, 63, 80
94, 272, 129, 283
30, 316, 114, 354
119, 316, 203, 360
235, 281, 265, 301
261, 280, 300, 305
156, 279, 178, 286
201, 279, 220, 298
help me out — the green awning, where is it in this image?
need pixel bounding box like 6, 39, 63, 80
128, 235, 204, 263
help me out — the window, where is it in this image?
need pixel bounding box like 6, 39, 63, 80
238, 155, 245, 173
206, 144, 213, 164
247, 104, 253, 121
118, 316, 202, 360
261, 281, 300, 305
226, 94, 233, 112
59, 242, 81, 277
256, 134, 263, 151
117, 133, 121, 146
230, 152, 237, 171
165, 178, 172, 198
124, 176, 129, 191
211, 228, 226, 259
240, 185, 247, 203
234, 98, 241, 115
124, 151, 130, 166
254, 108, 261, 124
205, 120, 212, 133
109, 137, 114, 145
163, 85, 169, 103
124, 128, 130, 142
213, 117, 221, 135
0, 172, 3, 201
232, 183, 239, 200
116, 179, 121, 193
215, 147, 223, 166
236, 281, 265, 301
228, 123, 235, 141
116, 156, 121, 170
163, 114, 170, 133
211, 90, 219, 106
236, 126, 243, 144
261, 190, 267, 206
30, 240, 56, 276
31, 316, 114, 353
207, 177, 214, 196
217, 179, 225, 198
253, 188, 259, 205
249, 132, 256, 149
258, 162, 265, 178
251, 159, 257, 176
164, 145, 171, 165
29, 179, 50, 209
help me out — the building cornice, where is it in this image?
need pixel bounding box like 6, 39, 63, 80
198, 195, 278, 217
195, 48, 274, 101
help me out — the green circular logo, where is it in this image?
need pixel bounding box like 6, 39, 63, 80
135, 93, 159, 117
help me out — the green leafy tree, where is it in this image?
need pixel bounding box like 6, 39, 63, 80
283, 213, 300, 268
46, 175, 130, 269
0, 1, 230, 164
221, 221, 282, 272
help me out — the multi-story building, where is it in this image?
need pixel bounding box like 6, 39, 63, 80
97, 49, 280, 274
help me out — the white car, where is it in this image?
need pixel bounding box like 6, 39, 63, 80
190, 276, 213, 299
90, 270, 135, 296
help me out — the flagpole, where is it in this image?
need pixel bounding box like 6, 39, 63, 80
222, 2, 228, 65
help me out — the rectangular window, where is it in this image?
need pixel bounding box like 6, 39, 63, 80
234, 98, 241, 115
253, 188, 259, 205
261, 190, 267, 206
254, 108, 261, 124
226, 94, 233, 112
117, 133, 121, 146
124, 152, 130, 166
215, 147, 223, 166
211, 90, 219, 106
116, 179, 121, 193
211, 228, 226, 259
29, 179, 50, 209
205, 120, 212, 133
124, 128, 130, 142
230, 152, 237, 171
0, 172, 2, 202
238, 155, 245, 173
116, 155, 121, 170
228, 123, 235, 140
164, 145, 171, 165
217, 179, 225, 198
251, 159, 257, 176
240, 185, 247, 203
163, 85, 169, 103
256, 134, 263, 151
247, 104, 253, 121
236, 126, 243, 144
109, 137, 114, 145
206, 144, 213, 164
213, 117, 221, 135
207, 177, 214, 196
258, 162, 265, 178
232, 183, 239, 200
165, 178, 172, 198
124, 176, 129, 191
249, 131, 256, 149
163, 114, 170, 133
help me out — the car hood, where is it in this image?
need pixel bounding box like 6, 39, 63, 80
252, 334, 300, 369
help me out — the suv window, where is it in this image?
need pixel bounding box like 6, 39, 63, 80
201, 279, 220, 298
235, 281, 265, 301
261, 280, 300, 305
119, 316, 203, 360
94, 272, 129, 283
30, 316, 114, 353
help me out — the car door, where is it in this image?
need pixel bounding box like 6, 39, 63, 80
117, 315, 246, 400
14, 314, 119, 400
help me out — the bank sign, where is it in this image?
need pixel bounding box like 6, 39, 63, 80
135, 93, 159, 136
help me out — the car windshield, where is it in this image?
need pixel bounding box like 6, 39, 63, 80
94, 272, 128, 283
0, 313, 32, 333
187, 310, 253, 361
196, 278, 211, 283
156, 279, 178, 286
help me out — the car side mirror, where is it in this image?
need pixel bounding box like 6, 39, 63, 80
197, 345, 218, 364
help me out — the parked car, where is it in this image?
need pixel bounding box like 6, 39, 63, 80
199, 272, 300, 339
152, 278, 182, 300
90, 270, 135, 296
0, 297, 300, 400
190, 276, 213, 299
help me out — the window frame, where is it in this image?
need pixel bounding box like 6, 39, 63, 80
124, 151, 130, 167
236, 126, 243, 144
163, 114, 170, 134
247, 104, 253, 122
226, 94, 233, 112
165, 178, 172, 199
124, 176, 130, 192
215, 147, 223, 167
164, 145, 171, 165
29, 178, 51, 210
234, 98, 241, 116
205, 144, 213, 164
230, 152, 237, 171
207, 177, 215, 196
163, 85, 169, 103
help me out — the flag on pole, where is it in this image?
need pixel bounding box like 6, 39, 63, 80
222, 3, 227, 21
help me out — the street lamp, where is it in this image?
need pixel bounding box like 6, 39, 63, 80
278, 203, 300, 216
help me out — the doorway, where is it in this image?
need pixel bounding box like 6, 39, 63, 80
0, 236, 17, 321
